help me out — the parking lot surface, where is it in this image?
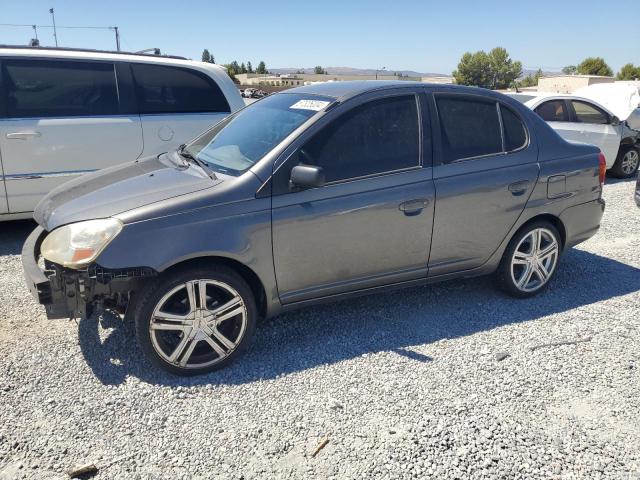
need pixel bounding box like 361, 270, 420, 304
0, 179, 639, 479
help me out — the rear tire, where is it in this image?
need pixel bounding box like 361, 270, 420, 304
496, 221, 562, 298
609, 146, 639, 179
134, 265, 256, 376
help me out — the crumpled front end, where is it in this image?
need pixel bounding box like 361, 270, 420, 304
22, 226, 156, 319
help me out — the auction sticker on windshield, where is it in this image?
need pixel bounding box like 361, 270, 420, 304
290, 99, 330, 111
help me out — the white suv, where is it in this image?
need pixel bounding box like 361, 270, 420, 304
0, 46, 244, 220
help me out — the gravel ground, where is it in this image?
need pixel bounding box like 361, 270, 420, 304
0, 178, 639, 480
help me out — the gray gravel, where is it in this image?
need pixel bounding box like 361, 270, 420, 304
1, 178, 639, 479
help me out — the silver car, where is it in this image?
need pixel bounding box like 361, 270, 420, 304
22, 81, 606, 375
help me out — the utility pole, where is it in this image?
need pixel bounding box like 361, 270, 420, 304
49, 8, 58, 46
112, 26, 120, 51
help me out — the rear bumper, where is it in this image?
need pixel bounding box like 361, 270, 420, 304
560, 198, 605, 249
21, 226, 157, 319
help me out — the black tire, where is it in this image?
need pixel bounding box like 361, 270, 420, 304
134, 265, 256, 376
609, 146, 640, 179
495, 221, 562, 298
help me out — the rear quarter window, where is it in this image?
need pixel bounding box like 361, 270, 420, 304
131, 63, 230, 114
500, 105, 527, 152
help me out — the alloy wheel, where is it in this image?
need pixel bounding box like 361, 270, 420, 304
149, 279, 247, 369
621, 149, 639, 176
510, 228, 559, 293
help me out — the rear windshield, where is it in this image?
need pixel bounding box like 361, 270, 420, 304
508, 94, 537, 104
185, 93, 333, 176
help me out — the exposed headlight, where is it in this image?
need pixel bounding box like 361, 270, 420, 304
41, 218, 123, 269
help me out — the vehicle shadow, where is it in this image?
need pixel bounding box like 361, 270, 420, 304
78, 248, 640, 387
0, 220, 37, 256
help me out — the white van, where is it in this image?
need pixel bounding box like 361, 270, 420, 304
0, 46, 244, 220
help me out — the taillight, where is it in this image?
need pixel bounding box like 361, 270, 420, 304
598, 152, 606, 185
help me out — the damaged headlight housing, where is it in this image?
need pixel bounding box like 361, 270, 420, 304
41, 218, 123, 269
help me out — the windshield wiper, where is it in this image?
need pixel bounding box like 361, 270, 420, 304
177, 144, 217, 180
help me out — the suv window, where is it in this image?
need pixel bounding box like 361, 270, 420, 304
131, 63, 230, 114
500, 105, 527, 152
296, 95, 420, 183
571, 100, 609, 124
2, 59, 118, 118
436, 96, 502, 162
535, 100, 569, 122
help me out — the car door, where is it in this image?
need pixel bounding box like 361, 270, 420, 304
0, 58, 143, 214
532, 99, 581, 143
428, 93, 539, 277
568, 99, 621, 166
130, 63, 232, 155
271, 90, 435, 304
0, 162, 7, 215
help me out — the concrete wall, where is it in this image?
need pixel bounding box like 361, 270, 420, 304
537, 75, 614, 94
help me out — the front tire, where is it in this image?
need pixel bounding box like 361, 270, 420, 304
609, 146, 639, 179
134, 265, 256, 376
496, 222, 561, 298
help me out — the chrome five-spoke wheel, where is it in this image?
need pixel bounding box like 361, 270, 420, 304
497, 221, 562, 298
621, 149, 639, 176
135, 267, 256, 375
510, 227, 559, 293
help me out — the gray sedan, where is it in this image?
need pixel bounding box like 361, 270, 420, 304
23, 81, 605, 375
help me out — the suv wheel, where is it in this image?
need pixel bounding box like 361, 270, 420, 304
135, 266, 256, 375
609, 146, 640, 179
496, 222, 561, 298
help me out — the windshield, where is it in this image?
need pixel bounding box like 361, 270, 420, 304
184, 93, 333, 176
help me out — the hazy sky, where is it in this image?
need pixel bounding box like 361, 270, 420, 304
2, 0, 638, 74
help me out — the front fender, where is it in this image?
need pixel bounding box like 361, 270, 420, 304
96, 198, 279, 313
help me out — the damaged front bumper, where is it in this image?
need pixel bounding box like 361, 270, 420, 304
22, 226, 156, 319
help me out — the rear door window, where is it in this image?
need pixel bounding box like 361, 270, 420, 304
2, 59, 118, 118
435, 96, 502, 162
131, 63, 230, 114
534, 100, 569, 122
570, 100, 609, 124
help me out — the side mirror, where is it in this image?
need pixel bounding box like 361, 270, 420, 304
290, 164, 325, 189
611, 115, 621, 126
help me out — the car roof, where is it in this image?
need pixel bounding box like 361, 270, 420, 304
282, 80, 507, 101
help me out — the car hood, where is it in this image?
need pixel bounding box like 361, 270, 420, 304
34, 154, 221, 231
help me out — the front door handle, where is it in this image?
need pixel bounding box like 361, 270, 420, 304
399, 198, 430, 216
6, 131, 41, 140
508, 180, 530, 196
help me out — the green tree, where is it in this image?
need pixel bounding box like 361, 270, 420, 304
247, 61, 253, 73
562, 65, 577, 75
453, 48, 521, 89
617, 63, 640, 80
256, 61, 267, 74
486, 47, 522, 89
229, 61, 241, 75
240, 62, 247, 74
314, 65, 326, 74
453, 51, 492, 88
515, 68, 543, 88
201, 49, 215, 63
576, 57, 613, 76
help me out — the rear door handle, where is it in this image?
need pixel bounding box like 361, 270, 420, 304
508, 180, 530, 196
6, 131, 41, 140
399, 198, 430, 216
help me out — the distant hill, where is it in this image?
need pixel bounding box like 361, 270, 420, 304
269, 66, 450, 77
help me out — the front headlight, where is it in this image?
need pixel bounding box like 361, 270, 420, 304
41, 218, 123, 269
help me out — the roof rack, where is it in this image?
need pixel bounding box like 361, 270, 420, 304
0, 44, 188, 60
